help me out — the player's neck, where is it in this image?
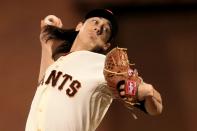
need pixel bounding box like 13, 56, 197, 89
70, 35, 93, 52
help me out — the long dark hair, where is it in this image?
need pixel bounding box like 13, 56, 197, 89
42, 25, 78, 60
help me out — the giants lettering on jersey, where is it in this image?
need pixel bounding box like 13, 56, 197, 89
40, 70, 81, 97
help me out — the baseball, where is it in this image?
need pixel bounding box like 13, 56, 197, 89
43, 15, 63, 27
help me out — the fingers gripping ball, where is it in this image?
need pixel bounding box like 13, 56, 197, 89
43, 15, 63, 28
40, 15, 63, 42
103, 47, 142, 103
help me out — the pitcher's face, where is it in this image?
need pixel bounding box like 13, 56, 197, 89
76, 17, 112, 51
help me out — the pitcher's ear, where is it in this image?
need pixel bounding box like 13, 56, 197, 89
75, 22, 83, 31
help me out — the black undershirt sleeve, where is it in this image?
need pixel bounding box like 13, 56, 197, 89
134, 100, 148, 114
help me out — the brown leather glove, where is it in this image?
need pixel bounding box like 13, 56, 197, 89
103, 47, 142, 104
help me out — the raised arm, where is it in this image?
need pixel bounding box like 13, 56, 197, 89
39, 15, 63, 82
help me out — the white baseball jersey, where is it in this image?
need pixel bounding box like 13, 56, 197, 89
26, 51, 113, 131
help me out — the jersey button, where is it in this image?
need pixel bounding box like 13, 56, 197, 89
38, 108, 43, 112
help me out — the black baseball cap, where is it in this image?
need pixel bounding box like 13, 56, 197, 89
84, 9, 118, 42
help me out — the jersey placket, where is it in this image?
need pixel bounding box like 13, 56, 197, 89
36, 87, 50, 131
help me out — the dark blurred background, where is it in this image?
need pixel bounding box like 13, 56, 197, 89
0, 0, 197, 131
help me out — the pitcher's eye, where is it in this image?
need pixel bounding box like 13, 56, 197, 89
103, 27, 108, 32
92, 19, 98, 24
